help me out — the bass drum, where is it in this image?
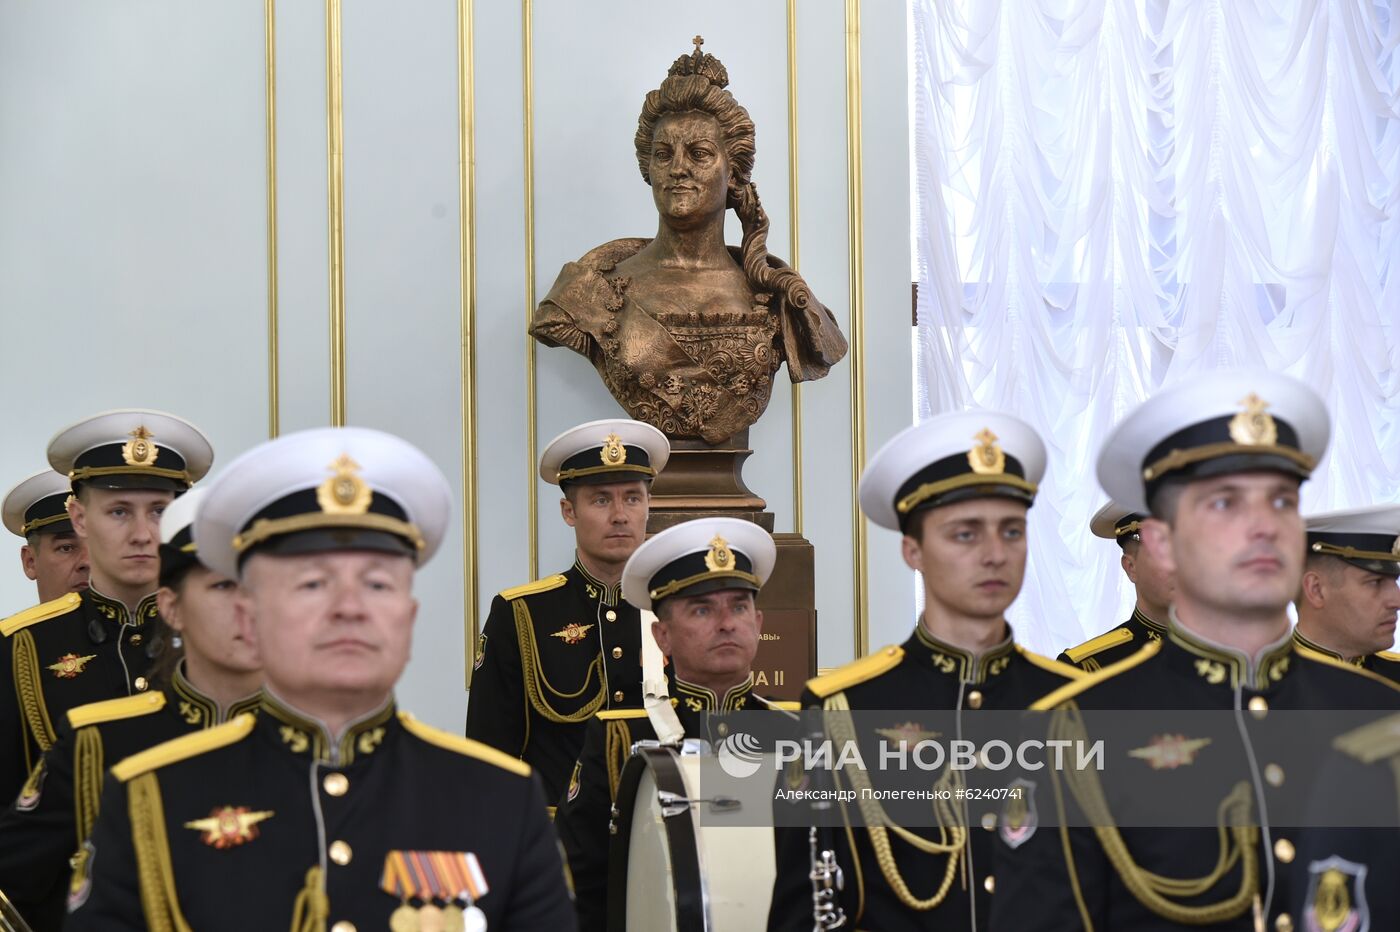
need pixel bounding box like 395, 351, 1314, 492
606, 744, 775, 931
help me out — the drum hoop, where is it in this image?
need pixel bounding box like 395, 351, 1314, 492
607, 745, 710, 932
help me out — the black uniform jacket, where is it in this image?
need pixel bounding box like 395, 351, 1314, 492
1057, 607, 1165, 672
555, 673, 789, 932
466, 560, 644, 802
0, 589, 161, 804
0, 665, 257, 932
66, 692, 576, 931
1290, 712, 1400, 931
1292, 629, 1400, 684
766, 625, 1084, 932
990, 622, 1400, 932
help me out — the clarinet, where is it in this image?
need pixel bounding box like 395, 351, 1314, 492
809, 825, 847, 929
807, 715, 847, 930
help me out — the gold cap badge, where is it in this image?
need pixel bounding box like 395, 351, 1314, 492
1229, 393, 1278, 447
968, 428, 1006, 475
600, 433, 627, 467
121, 426, 158, 467
316, 454, 372, 515
704, 535, 734, 573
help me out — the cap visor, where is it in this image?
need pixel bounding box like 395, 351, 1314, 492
240, 528, 417, 566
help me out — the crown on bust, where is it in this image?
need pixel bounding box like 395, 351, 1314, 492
668, 35, 729, 89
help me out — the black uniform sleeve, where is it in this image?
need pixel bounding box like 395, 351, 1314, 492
501, 772, 578, 932
0, 637, 28, 806
465, 595, 527, 757
552, 718, 611, 932
0, 722, 81, 926
61, 774, 145, 932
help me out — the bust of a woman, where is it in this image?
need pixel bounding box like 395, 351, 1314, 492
531, 40, 847, 445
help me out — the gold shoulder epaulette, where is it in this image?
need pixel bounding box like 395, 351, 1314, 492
1377, 651, 1400, 662
1334, 712, 1400, 765
499, 574, 568, 601
399, 712, 531, 777
1015, 645, 1089, 680
1063, 627, 1133, 665
1294, 646, 1400, 694
0, 591, 82, 638
773, 701, 802, 711
112, 714, 256, 782
807, 645, 904, 699
68, 692, 166, 730
1031, 640, 1161, 711
597, 708, 649, 721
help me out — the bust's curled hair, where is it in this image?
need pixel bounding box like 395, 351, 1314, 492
634, 54, 813, 312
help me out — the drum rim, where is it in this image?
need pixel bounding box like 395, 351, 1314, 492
607, 744, 710, 932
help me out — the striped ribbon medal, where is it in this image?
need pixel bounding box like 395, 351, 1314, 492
381, 850, 489, 932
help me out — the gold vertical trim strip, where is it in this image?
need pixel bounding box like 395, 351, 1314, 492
325, 0, 346, 426
845, 0, 869, 657
264, 0, 280, 438
787, 0, 803, 536
522, 0, 538, 579
458, 0, 479, 686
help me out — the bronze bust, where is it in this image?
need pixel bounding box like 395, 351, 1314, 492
531, 39, 847, 445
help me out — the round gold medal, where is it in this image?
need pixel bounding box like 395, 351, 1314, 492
441, 903, 466, 932
389, 903, 420, 932
418, 903, 445, 932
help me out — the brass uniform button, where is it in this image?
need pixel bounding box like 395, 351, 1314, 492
323, 773, 349, 797
966, 690, 983, 710
983, 875, 995, 894
1275, 913, 1293, 932
130, 633, 143, 646
611, 647, 623, 660
1248, 696, 1268, 717
331, 923, 357, 932
613, 690, 624, 703
329, 840, 352, 865
717, 723, 729, 737
605, 610, 617, 622
1273, 838, 1295, 864
1265, 763, 1285, 787
133, 677, 148, 692
981, 812, 997, 831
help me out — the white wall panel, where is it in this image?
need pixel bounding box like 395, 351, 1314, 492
0, 0, 912, 725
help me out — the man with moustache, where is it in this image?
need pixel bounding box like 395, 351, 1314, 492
466, 418, 669, 802
67, 426, 574, 930
0, 488, 262, 931
2, 471, 90, 606
767, 412, 1084, 931
555, 516, 787, 931
990, 372, 1400, 931
1291, 505, 1400, 682
0, 410, 212, 805
1058, 501, 1175, 671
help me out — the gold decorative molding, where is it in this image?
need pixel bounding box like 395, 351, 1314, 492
845, 0, 869, 657
459, 0, 480, 686
325, 0, 346, 426
264, 0, 279, 438
522, 0, 539, 579
787, 0, 804, 536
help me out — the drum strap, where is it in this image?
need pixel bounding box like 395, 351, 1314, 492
639, 610, 686, 745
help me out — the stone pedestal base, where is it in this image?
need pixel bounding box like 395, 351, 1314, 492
646, 429, 773, 533
751, 533, 816, 701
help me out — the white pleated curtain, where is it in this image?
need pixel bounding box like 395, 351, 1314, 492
911, 0, 1400, 654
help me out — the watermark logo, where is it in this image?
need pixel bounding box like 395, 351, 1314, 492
717, 731, 765, 778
